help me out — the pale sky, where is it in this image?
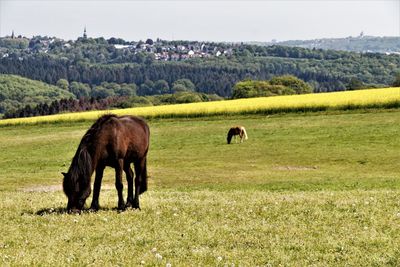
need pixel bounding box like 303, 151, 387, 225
0, 0, 399, 42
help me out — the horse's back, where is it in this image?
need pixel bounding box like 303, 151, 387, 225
115, 115, 149, 146
98, 115, 149, 161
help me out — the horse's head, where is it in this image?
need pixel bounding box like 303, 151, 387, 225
62, 170, 90, 213
227, 132, 233, 144
62, 171, 83, 212
62, 147, 93, 212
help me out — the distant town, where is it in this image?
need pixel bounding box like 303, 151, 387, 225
1, 28, 235, 61
2, 28, 400, 62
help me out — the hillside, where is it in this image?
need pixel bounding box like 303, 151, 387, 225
0, 74, 75, 114
0, 36, 399, 96
258, 36, 400, 54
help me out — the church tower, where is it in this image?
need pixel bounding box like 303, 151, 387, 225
83, 26, 87, 39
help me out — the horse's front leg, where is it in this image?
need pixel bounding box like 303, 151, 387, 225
90, 164, 105, 211
115, 159, 125, 211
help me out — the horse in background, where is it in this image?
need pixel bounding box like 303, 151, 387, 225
62, 114, 150, 213
227, 126, 248, 144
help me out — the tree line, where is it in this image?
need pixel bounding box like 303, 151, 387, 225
4, 91, 222, 119
1, 40, 399, 96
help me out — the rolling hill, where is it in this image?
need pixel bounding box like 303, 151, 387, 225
0, 74, 75, 115
258, 36, 400, 54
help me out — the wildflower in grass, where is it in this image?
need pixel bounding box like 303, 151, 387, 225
166, 263, 172, 267
151, 247, 157, 253
217, 256, 223, 261
140, 260, 145, 265
155, 253, 163, 260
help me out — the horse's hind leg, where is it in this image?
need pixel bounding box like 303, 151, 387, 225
124, 163, 134, 209
115, 159, 125, 211
90, 164, 105, 211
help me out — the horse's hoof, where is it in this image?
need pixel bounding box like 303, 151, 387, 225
68, 208, 81, 215
117, 203, 126, 212
89, 204, 99, 212
89, 207, 99, 213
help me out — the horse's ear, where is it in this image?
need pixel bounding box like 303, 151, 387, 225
61, 172, 67, 177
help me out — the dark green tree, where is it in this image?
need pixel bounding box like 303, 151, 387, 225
91, 85, 115, 99
69, 81, 91, 98
56, 79, 69, 91
145, 38, 154, 45
138, 80, 155, 96
154, 80, 170, 94
269, 75, 313, 94
392, 73, 400, 87
116, 83, 137, 96
172, 78, 196, 92
346, 77, 365, 90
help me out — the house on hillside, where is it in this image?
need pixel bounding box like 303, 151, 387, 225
114, 44, 132, 49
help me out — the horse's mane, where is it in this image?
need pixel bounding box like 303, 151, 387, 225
81, 114, 117, 148
68, 114, 117, 191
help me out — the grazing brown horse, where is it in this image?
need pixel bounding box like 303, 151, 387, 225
227, 126, 248, 144
62, 114, 150, 212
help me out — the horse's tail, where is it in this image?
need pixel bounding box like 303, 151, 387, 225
139, 158, 148, 195
139, 123, 150, 195
241, 127, 248, 140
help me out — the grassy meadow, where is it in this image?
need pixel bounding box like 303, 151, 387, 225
1, 108, 400, 265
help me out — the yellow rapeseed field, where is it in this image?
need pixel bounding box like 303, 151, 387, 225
1, 87, 399, 126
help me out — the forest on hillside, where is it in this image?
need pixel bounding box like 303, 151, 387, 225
1, 35, 400, 118
261, 36, 400, 54
0, 36, 399, 96
0, 74, 74, 114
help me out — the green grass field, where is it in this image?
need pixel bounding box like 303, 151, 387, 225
1, 109, 400, 265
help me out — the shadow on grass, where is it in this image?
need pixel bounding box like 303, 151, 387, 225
21, 206, 126, 216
